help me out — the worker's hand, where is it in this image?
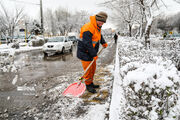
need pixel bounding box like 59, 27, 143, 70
93, 56, 98, 61
102, 43, 108, 48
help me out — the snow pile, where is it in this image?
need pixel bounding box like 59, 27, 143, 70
79, 104, 108, 120
0, 48, 18, 73
109, 43, 127, 120
118, 37, 180, 120
15, 46, 42, 53
0, 45, 42, 73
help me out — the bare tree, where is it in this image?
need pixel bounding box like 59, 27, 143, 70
136, 0, 169, 48
53, 7, 72, 35
173, 0, 180, 3
43, 7, 89, 36
170, 12, 180, 32
73, 10, 89, 33
100, 0, 139, 37
0, 16, 8, 37
44, 9, 57, 36
0, 2, 24, 41
101, 0, 172, 48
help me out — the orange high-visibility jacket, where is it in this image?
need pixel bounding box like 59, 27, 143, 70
77, 16, 106, 61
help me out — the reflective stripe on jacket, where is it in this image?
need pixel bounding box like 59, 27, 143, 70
77, 16, 106, 61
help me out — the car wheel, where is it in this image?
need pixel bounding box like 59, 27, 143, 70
69, 46, 72, 52
62, 47, 65, 54
44, 52, 48, 57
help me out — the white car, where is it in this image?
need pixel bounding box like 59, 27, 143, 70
43, 36, 73, 56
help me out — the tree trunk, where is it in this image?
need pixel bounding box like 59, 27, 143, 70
51, 20, 56, 36
129, 24, 132, 37
139, 0, 145, 38
144, 18, 153, 49
11, 26, 15, 42
140, 17, 144, 38
135, 25, 141, 39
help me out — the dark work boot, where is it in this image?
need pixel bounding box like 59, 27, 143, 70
86, 84, 97, 93
91, 83, 99, 88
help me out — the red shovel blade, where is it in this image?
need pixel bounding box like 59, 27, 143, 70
62, 82, 86, 97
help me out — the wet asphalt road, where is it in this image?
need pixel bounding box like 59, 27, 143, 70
0, 44, 81, 112
0, 39, 116, 118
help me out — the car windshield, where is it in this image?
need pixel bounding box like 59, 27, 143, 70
48, 37, 64, 42
68, 36, 76, 40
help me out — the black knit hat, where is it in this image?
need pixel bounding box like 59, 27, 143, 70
95, 11, 108, 23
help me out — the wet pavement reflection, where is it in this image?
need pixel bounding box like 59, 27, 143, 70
0, 45, 79, 112
0, 41, 116, 118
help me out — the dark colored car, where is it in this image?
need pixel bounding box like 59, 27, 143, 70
0, 38, 8, 44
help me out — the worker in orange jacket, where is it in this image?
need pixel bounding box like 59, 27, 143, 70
77, 11, 108, 93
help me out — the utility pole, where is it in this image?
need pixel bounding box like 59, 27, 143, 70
7, 0, 44, 35
25, 21, 28, 44
40, 0, 44, 35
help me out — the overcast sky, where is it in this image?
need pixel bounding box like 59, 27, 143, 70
1, 0, 180, 29
1, 0, 115, 29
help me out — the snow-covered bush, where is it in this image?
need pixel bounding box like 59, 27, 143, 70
121, 61, 180, 120
119, 38, 158, 67
0, 49, 18, 73
119, 38, 180, 120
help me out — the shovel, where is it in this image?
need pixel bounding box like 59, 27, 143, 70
62, 47, 104, 97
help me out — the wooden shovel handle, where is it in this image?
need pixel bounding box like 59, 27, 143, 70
79, 47, 104, 81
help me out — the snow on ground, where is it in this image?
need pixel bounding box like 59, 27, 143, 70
15, 43, 115, 120
0, 45, 42, 74
40, 66, 113, 120
1, 37, 180, 119
15, 46, 42, 53
0, 44, 42, 55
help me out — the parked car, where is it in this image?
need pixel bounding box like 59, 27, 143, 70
68, 36, 78, 44
67, 32, 78, 44
43, 36, 73, 56
0, 38, 7, 44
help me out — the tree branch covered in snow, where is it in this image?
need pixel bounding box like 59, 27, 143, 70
100, 0, 170, 48
173, 0, 180, 4
100, 0, 141, 37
